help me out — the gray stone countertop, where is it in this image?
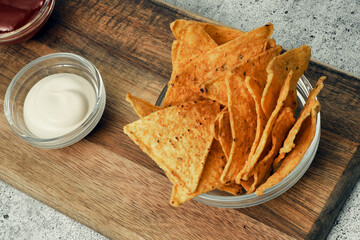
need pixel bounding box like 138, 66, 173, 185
1, 0, 359, 239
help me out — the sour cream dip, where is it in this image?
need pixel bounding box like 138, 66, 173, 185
23, 73, 96, 138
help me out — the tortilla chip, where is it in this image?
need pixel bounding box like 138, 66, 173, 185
212, 107, 226, 141
124, 100, 221, 192
266, 38, 276, 49
218, 183, 242, 195
261, 45, 311, 118
239, 70, 293, 181
249, 107, 295, 193
221, 75, 257, 184
170, 19, 244, 45
193, 23, 273, 91
164, 22, 218, 106
165, 23, 273, 107
202, 23, 244, 45
171, 40, 180, 67
234, 76, 268, 183
174, 22, 218, 70
199, 45, 282, 105
170, 140, 227, 206
199, 74, 229, 105
256, 100, 321, 195
217, 108, 233, 160
126, 93, 163, 118
273, 76, 325, 169
240, 177, 254, 193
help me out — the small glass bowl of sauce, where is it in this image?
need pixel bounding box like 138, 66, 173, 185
4, 53, 106, 149
0, 0, 55, 44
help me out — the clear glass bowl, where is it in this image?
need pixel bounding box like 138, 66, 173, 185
156, 75, 320, 208
4, 53, 106, 149
0, 0, 55, 45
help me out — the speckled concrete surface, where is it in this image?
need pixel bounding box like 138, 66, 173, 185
1, 0, 359, 239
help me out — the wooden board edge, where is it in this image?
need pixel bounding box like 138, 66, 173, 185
306, 146, 360, 240
149, 0, 219, 24
151, 0, 360, 80
308, 58, 360, 80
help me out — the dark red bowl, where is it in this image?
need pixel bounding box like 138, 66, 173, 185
0, 0, 55, 45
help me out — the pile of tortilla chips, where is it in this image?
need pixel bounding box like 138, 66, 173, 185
124, 20, 325, 207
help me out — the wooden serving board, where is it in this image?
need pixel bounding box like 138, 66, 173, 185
0, 0, 359, 239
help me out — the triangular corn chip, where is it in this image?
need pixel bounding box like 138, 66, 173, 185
124, 100, 221, 192
234, 76, 268, 183
266, 38, 276, 49
170, 140, 227, 206
249, 107, 295, 193
170, 19, 244, 45
126, 93, 162, 118
261, 45, 311, 118
199, 45, 282, 105
240, 177, 254, 193
239, 70, 293, 181
256, 100, 321, 195
221, 75, 257, 184
273, 76, 325, 169
171, 40, 180, 67
218, 183, 242, 195
164, 22, 218, 106
212, 107, 227, 140
217, 108, 233, 160
174, 22, 218, 70
165, 23, 273, 107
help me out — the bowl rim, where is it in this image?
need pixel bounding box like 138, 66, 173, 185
3, 52, 106, 148
0, 0, 55, 43
156, 75, 321, 208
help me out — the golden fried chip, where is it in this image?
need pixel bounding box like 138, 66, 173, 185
170, 140, 227, 206
261, 45, 311, 118
165, 23, 273, 107
171, 40, 180, 67
266, 38, 276, 49
170, 19, 244, 45
164, 22, 218, 106
273, 76, 325, 169
194, 24, 273, 91
126, 93, 162, 118
124, 100, 221, 192
256, 100, 321, 195
249, 107, 295, 193
218, 183, 242, 195
199, 45, 282, 105
234, 76, 268, 183
166, 23, 273, 107
221, 75, 257, 184
202, 23, 244, 45
212, 107, 226, 140
174, 22, 218, 70
217, 108, 233, 160
239, 70, 293, 181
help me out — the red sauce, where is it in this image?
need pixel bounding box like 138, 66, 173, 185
0, 0, 45, 33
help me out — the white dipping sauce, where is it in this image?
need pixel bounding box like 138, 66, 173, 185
24, 73, 96, 139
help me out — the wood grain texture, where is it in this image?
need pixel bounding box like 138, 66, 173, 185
0, 0, 359, 239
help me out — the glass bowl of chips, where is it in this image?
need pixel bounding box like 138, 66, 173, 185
156, 74, 321, 208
